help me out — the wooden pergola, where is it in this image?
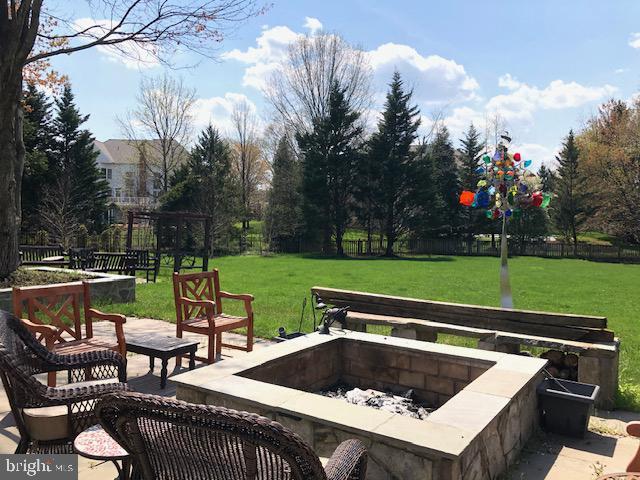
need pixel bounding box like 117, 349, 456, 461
125, 211, 212, 273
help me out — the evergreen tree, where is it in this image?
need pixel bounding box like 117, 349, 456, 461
510, 166, 551, 250
264, 136, 303, 250
50, 85, 109, 233
162, 125, 239, 249
367, 71, 421, 256
538, 163, 556, 192
431, 125, 461, 234
297, 82, 363, 255
459, 123, 484, 239
408, 140, 440, 238
553, 130, 585, 254
352, 144, 380, 254
22, 84, 55, 230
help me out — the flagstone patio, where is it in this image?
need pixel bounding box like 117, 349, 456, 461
0, 317, 637, 479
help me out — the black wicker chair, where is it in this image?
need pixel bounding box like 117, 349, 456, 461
96, 392, 368, 480
0, 310, 129, 453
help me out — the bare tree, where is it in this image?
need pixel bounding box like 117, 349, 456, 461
231, 100, 268, 235
0, 0, 262, 278
120, 74, 195, 193
38, 178, 80, 250
265, 32, 372, 137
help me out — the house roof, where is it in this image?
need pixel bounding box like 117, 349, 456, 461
94, 139, 188, 165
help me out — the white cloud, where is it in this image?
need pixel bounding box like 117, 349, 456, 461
510, 143, 559, 170
629, 33, 640, 49
73, 18, 160, 69
615, 68, 628, 74
221, 24, 302, 90
485, 76, 616, 124
192, 93, 258, 135
222, 20, 479, 105
366, 43, 479, 104
304, 17, 323, 35
497, 73, 521, 91
440, 106, 488, 139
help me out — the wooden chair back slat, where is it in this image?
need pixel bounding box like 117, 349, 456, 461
13, 283, 85, 345
174, 271, 218, 320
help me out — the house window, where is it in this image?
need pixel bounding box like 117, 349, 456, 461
115, 188, 121, 198
107, 168, 112, 179
101, 168, 112, 180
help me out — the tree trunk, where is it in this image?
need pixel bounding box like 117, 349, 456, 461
384, 216, 395, 257
0, 74, 24, 278
335, 229, 344, 256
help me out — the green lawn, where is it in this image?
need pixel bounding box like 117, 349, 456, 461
103, 254, 640, 410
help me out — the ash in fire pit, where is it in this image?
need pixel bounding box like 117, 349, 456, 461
318, 385, 433, 420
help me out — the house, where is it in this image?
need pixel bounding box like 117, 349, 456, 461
94, 139, 188, 222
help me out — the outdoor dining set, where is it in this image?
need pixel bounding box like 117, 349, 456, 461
0, 270, 369, 479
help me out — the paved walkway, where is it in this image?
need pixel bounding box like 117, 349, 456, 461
0, 317, 637, 479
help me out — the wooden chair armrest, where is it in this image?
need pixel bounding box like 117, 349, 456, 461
88, 309, 126, 325
20, 318, 57, 350
20, 318, 57, 336
627, 421, 640, 437
218, 291, 254, 302
178, 297, 216, 310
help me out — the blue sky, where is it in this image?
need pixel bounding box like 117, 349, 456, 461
50, 0, 640, 168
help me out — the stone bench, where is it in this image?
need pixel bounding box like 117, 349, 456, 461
312, 287, 620, 410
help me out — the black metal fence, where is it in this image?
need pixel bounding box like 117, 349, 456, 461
20, 229, 640, 264
339, 238, 640, 263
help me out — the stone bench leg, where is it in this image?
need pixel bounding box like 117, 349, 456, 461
343, 321, 366, 332
390, 326, 417, 339
578, 348, 619, 410
416, 329, 437, 342
477, 336, 520, 354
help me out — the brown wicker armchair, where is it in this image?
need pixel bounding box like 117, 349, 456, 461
0, 310, 129, 454
96, 392, 368, 480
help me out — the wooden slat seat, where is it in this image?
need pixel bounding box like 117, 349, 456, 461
52, 337, 121, 356
313, 287, 613, 342
182, 315, 249, 331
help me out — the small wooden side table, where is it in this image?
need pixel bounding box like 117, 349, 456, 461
74, 425, 131, 480
126, 336, 199, 389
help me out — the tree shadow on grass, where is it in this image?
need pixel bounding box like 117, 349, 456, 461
298, 253, 455, 262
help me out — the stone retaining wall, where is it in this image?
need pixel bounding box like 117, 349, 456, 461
0, 268, 135, 312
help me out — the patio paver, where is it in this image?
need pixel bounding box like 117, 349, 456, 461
0, 316, 637, 479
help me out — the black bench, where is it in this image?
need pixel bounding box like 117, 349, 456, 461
19, 245, 66, 267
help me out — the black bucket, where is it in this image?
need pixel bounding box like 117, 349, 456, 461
537, 378, 600, 438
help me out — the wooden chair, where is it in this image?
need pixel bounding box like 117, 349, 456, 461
12, 281, 127, 387
173, 270, 253, 365
96, 391, 368, 480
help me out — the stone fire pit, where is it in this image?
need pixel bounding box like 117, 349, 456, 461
172, 331, 546, 480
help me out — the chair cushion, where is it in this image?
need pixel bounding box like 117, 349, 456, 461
22, 405, 69, 442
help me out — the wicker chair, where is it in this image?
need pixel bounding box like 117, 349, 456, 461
96, 392, 368, 480
0, 310, 129, 454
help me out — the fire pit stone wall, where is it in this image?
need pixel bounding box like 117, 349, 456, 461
172, 331, 546, 480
